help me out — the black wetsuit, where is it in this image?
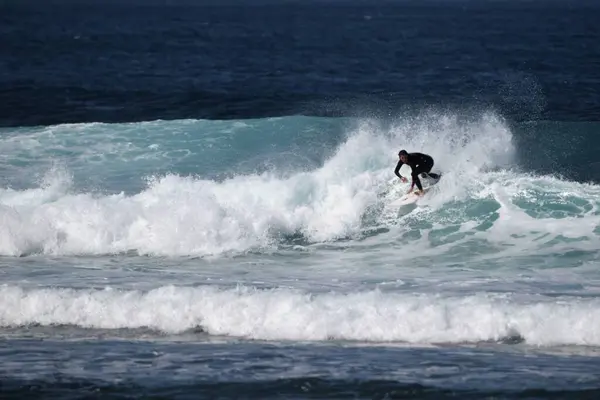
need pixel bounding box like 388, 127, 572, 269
394, 152, 440, 191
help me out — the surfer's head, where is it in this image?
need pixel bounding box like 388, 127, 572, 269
398, 149, 408, 162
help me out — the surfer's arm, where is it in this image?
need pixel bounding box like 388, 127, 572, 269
394, 160, 403, 178
407, 180, 415, 193
411, 172, 423, 192
394, 161, 408, 182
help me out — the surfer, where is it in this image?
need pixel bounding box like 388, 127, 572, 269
394, 150, 440, 195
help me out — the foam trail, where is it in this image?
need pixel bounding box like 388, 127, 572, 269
2, 285, 599, 346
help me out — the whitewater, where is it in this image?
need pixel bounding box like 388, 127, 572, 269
0, 111, 577, 257
1, 111, 599, 354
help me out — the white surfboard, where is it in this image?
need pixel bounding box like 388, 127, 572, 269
388, 172, 441, 207
389, 188, 430, 206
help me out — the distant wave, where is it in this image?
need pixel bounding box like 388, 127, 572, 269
2, 284, 599, 346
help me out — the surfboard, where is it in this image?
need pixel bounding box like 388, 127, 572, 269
389, 188, 430, 206
388, 173, 441, 207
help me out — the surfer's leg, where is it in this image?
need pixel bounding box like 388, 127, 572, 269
415, 164, 430, 180
421, 160, 439, 179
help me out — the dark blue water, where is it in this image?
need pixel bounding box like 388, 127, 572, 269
2, 337, 600, 399
2, 1, 600, 399
2, 0, 600, 127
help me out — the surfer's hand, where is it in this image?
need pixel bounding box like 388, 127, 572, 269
401, 177, 407, 183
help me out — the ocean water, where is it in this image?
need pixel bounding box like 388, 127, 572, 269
2, 0, 600, 399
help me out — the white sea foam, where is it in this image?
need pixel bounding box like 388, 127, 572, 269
1, 285, 599, 346
0, 113, 598, 257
